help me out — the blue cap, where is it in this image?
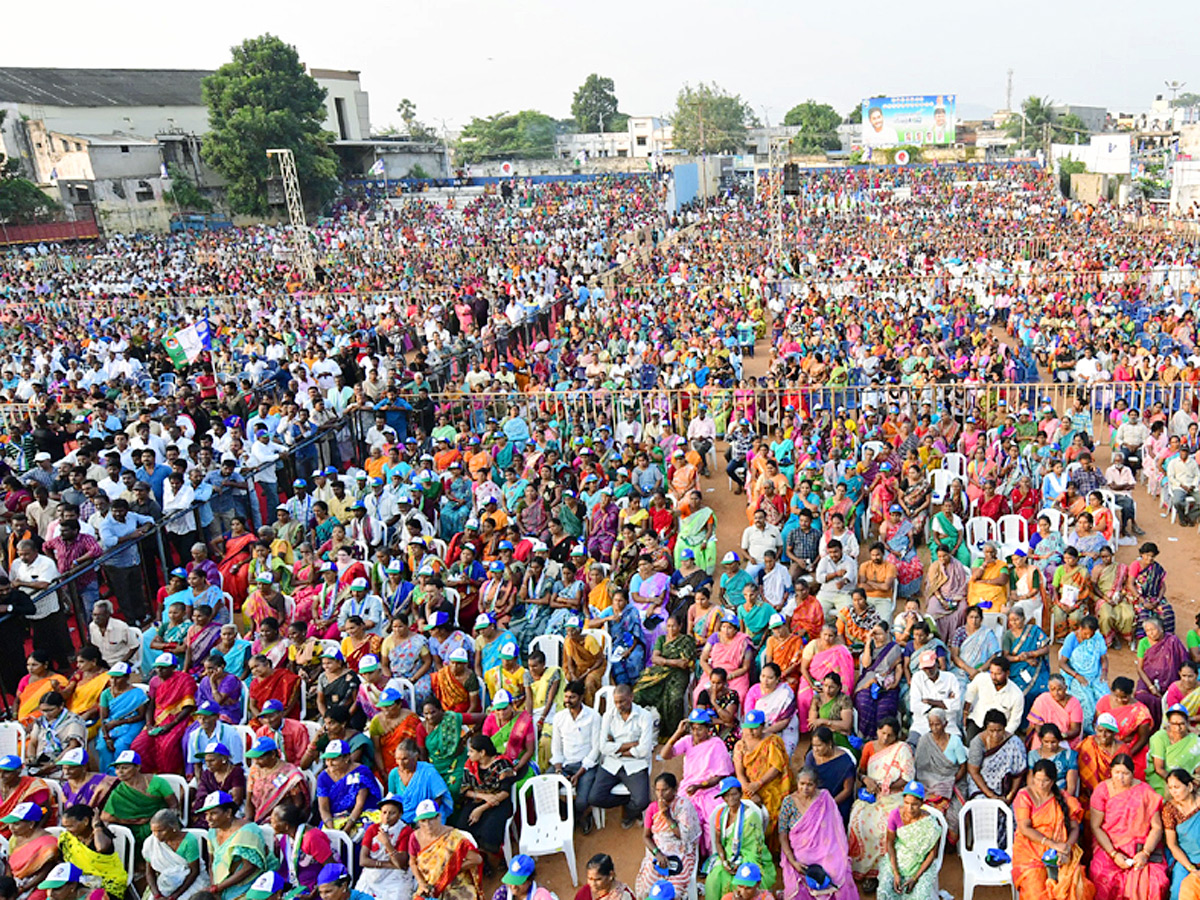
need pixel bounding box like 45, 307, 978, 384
203, 741, 231, 758
717, 775, 742, 795
1168, 703, 1190, 717
323, 466, 339, 476
680, 548, 695, 560
261, 699, 284, 714
649, 883, 676, 900
198, 790, 235, 812
292, 478, 307, 488
502, 854, 536, 886
378, 688, 403, 707
902, 780, 926, 800
0, 755, 21, 771
498, 540, 515, 550
316, 863, 350, 886
732, 863, 762, 887
196, 700, 220, 716
687, 709, 713, 725
170, 566, 187, 579
0, 801, 41, 823
115, 750, 141, 766
742, 709, 766, 728
488, 561, 505, 572
246, 737, 279, 758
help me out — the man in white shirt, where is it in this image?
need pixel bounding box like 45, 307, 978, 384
9, 540, 72, 668
88, 600, 138, 667
587, 685, 654, 828
814, 540, 858, 615
686, 407, 716, 475
740, 509, 782, 580
909, 652, 962, 741
614, 409, 642, 445
550, 680, 602, 831
1114, 409, 1150, 473
247, 429, 286, 526
1103, 451, 1144, 538
1167, 446, 1200, 525
963, 656, 1024, 741
162, 471, 197, 563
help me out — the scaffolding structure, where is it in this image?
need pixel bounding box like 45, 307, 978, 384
266, 148, 315, 283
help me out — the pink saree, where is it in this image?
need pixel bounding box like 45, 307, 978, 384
675, 733, 735, 856
1088, 780, 1169, 900
794, 644, 856, 733
781, 790, 858, 900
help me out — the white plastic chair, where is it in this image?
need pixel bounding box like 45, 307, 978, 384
109, 823, 136, 885
981, 612, 1006, 644
530, 634, 564, 671
1037, 507, 1068, 536
184, 827, 212, 865
862, 440, 887, 461
996, 514, 1030, 558
392, 676, 418, 711
157, 773, 190, 826
43, 778, 66, 818
925, 805, 950, 892
965, 516, 998, 562
0, 723, 25, 760
941, 452, 969, 483
323, 826, 357, 879
509, 773, 579, 885
233, 725, 256, 754
127, 626, 144, 673
928, 469, 963, 504
958, 797, 1015, 900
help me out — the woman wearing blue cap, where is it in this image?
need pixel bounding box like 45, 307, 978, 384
661, 709, 734, 857
204, 791, 278, 900
704, 776, 775, 900
877, 781, 942, 900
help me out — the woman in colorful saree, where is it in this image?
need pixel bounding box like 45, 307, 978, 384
456, 735, 516, 870
949, 605, 1001, 694
732, 708, 796, 842
271, 802, 335, 897
181, 603, 223, 677
705, 778, 776, 900
967, 709, 1028, 805
1165, 662, 1200, 722
1013, 758, 1094, 900
1095, 677, 1154, 780
216, 516, 257, 607
203, 791, 277, 900
675, 491, 717, 575
1137, 616, 1190, 732
195, 653, 243, 724
633, 772, 703, 900
423, 698, 467, 800
660, 709, 735, 857
244, 738, 308, 826
742, 663, 799, 758
58, 804, 126, 900
929, 499, 970, 567
1088, 752, 1170, 900
795, 624, 856, 731
143, 809, 209, 900
382, 615, 433, 710
1004, 608, 1052, 716
634, 615, 697, 738
129, 654, 196, 775
880, 506, 922, 600
0, 757, 49, 842
763, 615, 805, 693
57, 749, 114, 812
17, 650, 68, 728
848, 717, 915, 890
411, 797, 482, 900
4, 801, 59, 897
877, 781, 942, 900
1028, 515, 1066, 582
316, 739, 382, 839
1131, 542, 1173, 639
694, 616, 754, 709
1092, 545, 1134, 649
967, 542, 1010, 611
1057, 616, 1110, 736
855, 621, 904, 742
1164, 768, 1200, 900
385, 739, 452, 825
1149, 707, 1200, 798
913, 709, 967, 846
924, 544, 970, 643
101, 750, 177, 848
777, 767, 856, 900
480, 690, 534, 788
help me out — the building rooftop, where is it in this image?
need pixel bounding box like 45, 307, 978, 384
0, 68, 211, 108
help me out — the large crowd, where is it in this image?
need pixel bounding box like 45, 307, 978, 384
0, 162, 1197, 900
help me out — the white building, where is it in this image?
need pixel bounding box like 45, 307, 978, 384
555, 116, 673, 159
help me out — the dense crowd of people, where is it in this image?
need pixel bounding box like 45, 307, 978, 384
0, 162, 1197, 900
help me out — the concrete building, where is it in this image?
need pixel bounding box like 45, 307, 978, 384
1049, 104, 1108, 134
555, 116, 673, 160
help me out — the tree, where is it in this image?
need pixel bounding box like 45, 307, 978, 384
571, 74, 626, 133
0, 111, 60, 222
162, 164, 212, 213
201, 34, 339, 217
671, 83, 756, 155
783, 100, 842, 152
1171, 92, 1200, 108
1004, 96, 1095, 149
1056, 113, 1089, 144
457, 110, 558, 163
396, 98, 437, 140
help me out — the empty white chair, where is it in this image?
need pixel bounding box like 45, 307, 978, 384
324, 826, 357, 878
0, 723, 25, 760
964, 516, 998, 562
1037, 507, 1068, 536
392, 676, 418, 711
925, 805, 950, 894
958, 797, 1015, 900
530, 634, 564, 671
109, 823, 137, 885
510, 773, 579, 885
996, 514, 1030, 558
157, 773, 190, 826
941, 452, 969, 483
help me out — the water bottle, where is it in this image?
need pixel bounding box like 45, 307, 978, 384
870, 683, 880, 699
857, 788, 876, 803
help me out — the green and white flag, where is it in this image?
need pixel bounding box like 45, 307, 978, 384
162, 318, 212, 368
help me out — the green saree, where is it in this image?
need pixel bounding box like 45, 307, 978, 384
427, 710, 468, 799
634, 634, 698, 735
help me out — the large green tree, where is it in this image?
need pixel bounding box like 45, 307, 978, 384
783, 100, 842, 152
201, 34, 339, 217
571, 74, 626, 133
457, 111, 558, 163
0, 111, 60, 222
671, 83, 756, 155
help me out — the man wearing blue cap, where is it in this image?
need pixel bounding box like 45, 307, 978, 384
315, 862, 372, 900
184, 700, 245, 777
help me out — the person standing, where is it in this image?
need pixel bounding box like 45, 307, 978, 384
98, 499, 155, 626
9, 540, 72, 670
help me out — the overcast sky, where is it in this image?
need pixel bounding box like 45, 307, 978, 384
8, 0, 1197, 131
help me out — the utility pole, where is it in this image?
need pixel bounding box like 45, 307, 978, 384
266, 148, 315, 284
1006, 69, 1014, 113
698, 97, 707, 203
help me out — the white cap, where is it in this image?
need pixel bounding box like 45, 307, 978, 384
448, 648, 469, 663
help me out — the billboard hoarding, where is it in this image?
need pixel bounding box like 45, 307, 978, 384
861, 95, 956, 147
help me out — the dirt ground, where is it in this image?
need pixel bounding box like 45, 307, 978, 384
487, 333, 1200, 900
